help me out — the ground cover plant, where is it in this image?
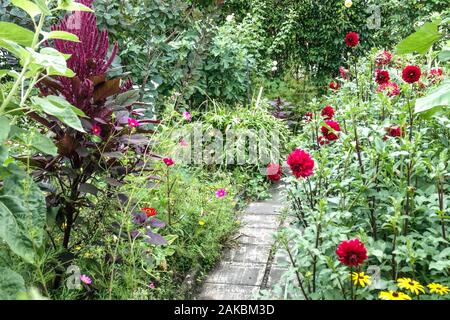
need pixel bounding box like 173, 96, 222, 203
0, 0, 449, 301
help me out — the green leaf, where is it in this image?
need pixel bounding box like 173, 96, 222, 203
0, 116, 11, 143
415, 81, 450, 113
0, 22, 35, 47
396, 20, 442, 55
31, 96, 85, 132
0, 146, 9, 164
9, 126, 57, 156
0, 267, 26, 300
0, 39, 29, 60
42, 31, 80, 43
57, 0, 94, 12
29, 47, 75, 77
32, 0, 51, 15
0, 195, 36, 263
11, 0, 41, 18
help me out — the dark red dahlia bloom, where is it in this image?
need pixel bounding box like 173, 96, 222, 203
384, 126, 402, 140
336, 238, 368, 267
321, 105, 335, 120
430, 67, 443, 76
321, 120, 340, 141
267, 163, 282, 182
344, 32, 359, 47
287, 149, 314, 178
375, 69, 390, 85
402, 65, 421, 83
375, 50, 392, 66
329, 81, 341, 90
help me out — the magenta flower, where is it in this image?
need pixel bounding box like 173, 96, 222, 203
148, 282, 156, 289
163, 158, 174, 166
216, 188, 227, 198
179, 138, 189, 147
128, 118, 140, 127
80, 274, 92, 285
182, 111, 192, 122
91, 123, 101, 136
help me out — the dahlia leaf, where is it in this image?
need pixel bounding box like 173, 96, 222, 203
11, 0, 41, 18
0, 116, 11, 144
0, 267, 26, 300
0, 22, 34, 47
396, 20, 442, 55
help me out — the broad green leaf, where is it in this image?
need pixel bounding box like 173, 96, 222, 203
0, 116, 11, 143
11, 0, 41, 18
415, 81, 450, 113
31, 96, 85, 132
1, 164, 47, 249
0, 39, 30, 61
396, 20, 442, 55
9, 126, 57, 156
0, 146, 9, 164
42, 31, 80, 43
0, 22, 35, 47
57, 0, 94, 12
0, 195, 36, 263
439, 50, 450, 62
0, 267, 26, 300
32, 0, 51, 15
29, 47, 75, 77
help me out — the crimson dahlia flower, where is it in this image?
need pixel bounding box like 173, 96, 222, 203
287, 149, 314, 178
402, 65, 421, 83
336, 238, 368, 267
267, 163, 282, 182
344, 32, 359, 47
321, 105, 335, 120
375, 69, 390, 85
321, 120, 340, 141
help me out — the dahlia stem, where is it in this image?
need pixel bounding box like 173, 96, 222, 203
166, 166, 172, 225
285, 241, 310, 300
350, 268, 354, 300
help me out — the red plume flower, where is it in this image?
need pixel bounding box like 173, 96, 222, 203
375, 69, 390, 85
287, 149, 314, 178
321, 105, 335, 120
321, 120, 340, 141
402, 65, 422, 84
336, 238, 368, 267
344, 32, 359, 47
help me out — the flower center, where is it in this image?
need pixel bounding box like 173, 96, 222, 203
393, 292, 399, 297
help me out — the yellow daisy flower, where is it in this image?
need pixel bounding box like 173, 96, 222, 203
379, 290, 412, 300
397, 278, 425, 295
428, 283, 450, 295
351, 272, 371, 287
198, 220, 206, 226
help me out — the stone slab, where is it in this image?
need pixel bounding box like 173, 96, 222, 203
222, 243, 272, 264
197, 283, 260, 300
236, 226, 276, 245
266, 266, 290, 288
204, 261, 266, 286
241, 213, 280, 229
245, 202, 284, 215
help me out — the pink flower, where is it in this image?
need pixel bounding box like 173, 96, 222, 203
163, 158, 174, 166
377, 82, 400, 97
148, 282, 156, 289
216, 188, 227, 198
182, 111, 192, 122
339, 66, 349, 79
179, 138, 189, 147
80, 274, 92, 285
91, 123, 101, 136
128, 118, 140, 127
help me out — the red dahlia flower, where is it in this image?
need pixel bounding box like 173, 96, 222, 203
287, 149, 314, 178
142, 207, 157, 218
375, 69, 390, 85
383, 126, 402, 140
321, 105, 335, 120
329, 81, 341, 90
163, 158, 174, 166
430, 67, 443, 76
377, 82, 400, 97
267, 163, 282, 182
321, 120, 341, 141
344, 32, 359, 47
375, 50, 392, 66
336, 238, 368, 267
402, 65, 421, 83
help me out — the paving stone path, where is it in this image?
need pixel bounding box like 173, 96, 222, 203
197, 182, 289, 300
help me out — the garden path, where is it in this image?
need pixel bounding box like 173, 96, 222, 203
197, 182, 290, 300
